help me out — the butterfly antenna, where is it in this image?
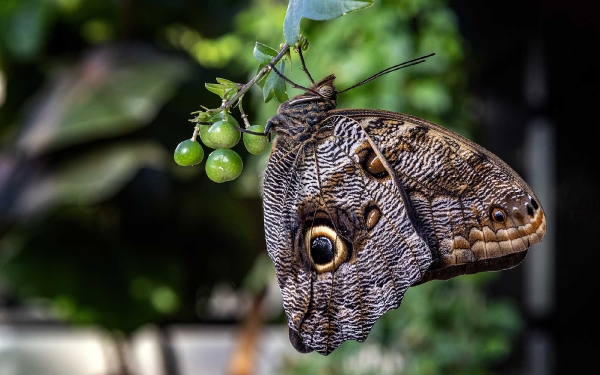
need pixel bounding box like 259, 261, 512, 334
338, 53, 435, 94
269, 63, 323, 97
297, 48, 315, 85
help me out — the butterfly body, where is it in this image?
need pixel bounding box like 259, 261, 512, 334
262, 74, 546, 355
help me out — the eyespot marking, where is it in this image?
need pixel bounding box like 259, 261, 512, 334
529, 196, 539, 210
526, 204, 534, 217
357, 145, 389, 180
304, 224, 350, 273
364, 205, 381, 230
311, 236, 334, 264
490, 207, 507, 223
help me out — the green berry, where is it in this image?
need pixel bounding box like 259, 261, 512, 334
206, 119, 240, 149
199, 125, 218, 149
205, 149, 243, 183
174, 139, 204, 166
243, 125, 268, 155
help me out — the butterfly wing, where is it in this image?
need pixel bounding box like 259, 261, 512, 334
262, 117, 432, 355
329, 109, 546, 283
263, 108, 546, 355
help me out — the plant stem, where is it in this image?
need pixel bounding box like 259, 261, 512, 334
199, 43, 290, 119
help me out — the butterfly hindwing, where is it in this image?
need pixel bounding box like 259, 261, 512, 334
263, 115, 432, 355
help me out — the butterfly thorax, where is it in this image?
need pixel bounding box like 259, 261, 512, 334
266, 75, 338, 143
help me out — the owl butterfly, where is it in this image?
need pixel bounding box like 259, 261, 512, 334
261, 53, 546, 355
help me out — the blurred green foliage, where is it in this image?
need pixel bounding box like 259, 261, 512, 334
0, 0, 261, 333
0, 0, 523, 373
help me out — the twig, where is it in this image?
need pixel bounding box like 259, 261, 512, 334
197, 43, 291, 120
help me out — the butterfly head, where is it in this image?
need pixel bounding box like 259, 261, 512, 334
311, 74, 338, 100
266, 75, 339, 138
285, 74, 338, 108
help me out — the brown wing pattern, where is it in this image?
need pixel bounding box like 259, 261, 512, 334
262, 116, 432, 355
329, 109, 546, 282
263, 106, 546, 355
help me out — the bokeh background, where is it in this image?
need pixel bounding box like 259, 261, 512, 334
0, 0, 598, 374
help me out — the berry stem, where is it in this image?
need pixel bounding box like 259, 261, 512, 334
195, 43, 290, 121
237, 95, 252, 129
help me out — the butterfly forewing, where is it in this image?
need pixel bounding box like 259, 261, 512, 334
329, 109, 546, 282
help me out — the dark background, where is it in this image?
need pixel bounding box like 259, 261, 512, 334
452, 0, 600, 373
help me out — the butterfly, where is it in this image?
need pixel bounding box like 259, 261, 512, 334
260, 53, 546, 355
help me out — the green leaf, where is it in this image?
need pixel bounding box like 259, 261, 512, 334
205, 82, 239, 100
256, 73, 267, 89
224, 89, 238, 101
253, 42, 278, 65
262, 61, 288, 103
205, 83, 226, 98
252, 42, 287, 103
215, 77, 237, 86
215, 78, 240, 93
194, 110, 224, 123
284, 0, 374, 45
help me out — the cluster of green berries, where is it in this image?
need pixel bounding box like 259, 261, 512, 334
173, 115, 268, 183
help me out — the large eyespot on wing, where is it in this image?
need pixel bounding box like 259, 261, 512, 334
303, 217, 352, 274
271, 115, 432, 355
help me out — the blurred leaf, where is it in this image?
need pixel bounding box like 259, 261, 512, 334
0, 0, 55, 61
242, 252, 275, 293
80, 19, 115, 44
15, 141, 168, 215
283, 0, 374, 45
150, 285, 180, 314
16, 44, 192, 155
